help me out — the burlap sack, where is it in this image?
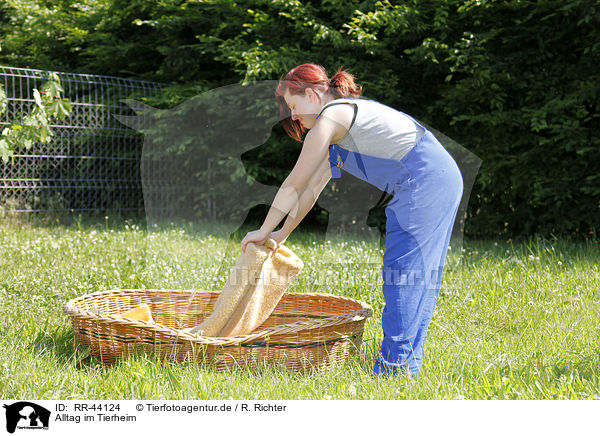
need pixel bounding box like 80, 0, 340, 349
188, 238, 304, 337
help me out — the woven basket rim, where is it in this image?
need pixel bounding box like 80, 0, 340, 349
64, 288, 374, 347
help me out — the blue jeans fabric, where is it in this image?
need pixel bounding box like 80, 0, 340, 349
328, 120, 463, 376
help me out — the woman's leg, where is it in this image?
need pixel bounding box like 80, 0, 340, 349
374, 222, 431, 376
373, 170, 463, 377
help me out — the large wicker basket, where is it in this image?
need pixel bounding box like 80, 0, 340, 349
64, 289, 374, 372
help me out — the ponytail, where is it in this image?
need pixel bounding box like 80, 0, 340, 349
327, 66, 363, 99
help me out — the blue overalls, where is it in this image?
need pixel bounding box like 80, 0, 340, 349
326, 109, 463, 376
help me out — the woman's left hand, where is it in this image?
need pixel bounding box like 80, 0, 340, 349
241, 229, 270, 253
268, 229, 288, 253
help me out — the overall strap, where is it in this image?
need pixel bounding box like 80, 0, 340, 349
316, 98, 359, 122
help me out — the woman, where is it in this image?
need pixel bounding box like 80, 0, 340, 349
241, 63, 463, 376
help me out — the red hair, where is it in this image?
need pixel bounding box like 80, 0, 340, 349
276, 63, 363, 142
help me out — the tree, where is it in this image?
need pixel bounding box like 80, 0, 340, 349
1, 0, 598, 237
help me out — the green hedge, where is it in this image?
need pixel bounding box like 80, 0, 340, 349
1, 0, 598, 238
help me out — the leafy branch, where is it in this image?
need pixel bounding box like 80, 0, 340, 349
0, 72, 72, 164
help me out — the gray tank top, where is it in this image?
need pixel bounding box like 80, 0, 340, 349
317, 97, 424, 162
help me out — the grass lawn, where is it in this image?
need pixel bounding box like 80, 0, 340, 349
1, 215, 599, 400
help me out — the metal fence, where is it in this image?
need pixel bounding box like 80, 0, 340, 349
0, 65, 167, 218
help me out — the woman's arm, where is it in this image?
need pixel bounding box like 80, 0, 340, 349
241, 110, 344, 253
279, 157, 332, 238
258, 116, 339, 235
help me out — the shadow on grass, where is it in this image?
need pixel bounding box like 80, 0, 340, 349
30, 325, 98, 370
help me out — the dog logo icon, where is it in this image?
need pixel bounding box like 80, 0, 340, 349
3, 402, 50, 433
